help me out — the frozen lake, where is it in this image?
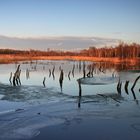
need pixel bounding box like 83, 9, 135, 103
0, 60, 140, 140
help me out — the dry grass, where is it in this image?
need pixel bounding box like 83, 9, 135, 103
0, 55, 32, 63
0, 54, 139, 65
32, 56, 140, 66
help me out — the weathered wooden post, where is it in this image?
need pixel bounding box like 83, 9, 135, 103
68, 71, 71, 81
124, 80, 129, 94
78, 96, 81, 108
72, 64, 75, 77
49, 69, 51, 77
26, 69, 30, 79
83, 68, 86, 78
91, 66, 94, 77
18, 70, 21, 85
77, 79, 82, 97
119, 81, 122, 95
79, 61, 81, 72
131, 75, 140, 91
13, 75, 16, 86
59, 69, 64, 92
83, 61, 86, 78
77, 79, 82, 108
43, 77, 46, 87
52, 66, 55, 80
131, 89, 137, 100
13, 64, 21, 86
131, 75, 140, 101
117, 78, 122, 95
9, 72, 12, 84
52, 66, 55, 75
87, 71, 91, 77
117, 78, 120, 93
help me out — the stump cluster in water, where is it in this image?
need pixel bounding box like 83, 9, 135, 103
12, 65, 21, 86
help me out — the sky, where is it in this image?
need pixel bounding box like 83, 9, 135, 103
0, 0, 140, 50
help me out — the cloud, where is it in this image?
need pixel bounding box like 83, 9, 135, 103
0, 35, 120, 50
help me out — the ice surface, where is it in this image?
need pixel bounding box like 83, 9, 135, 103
0, 60, 140, 140
79, 76, 119, 85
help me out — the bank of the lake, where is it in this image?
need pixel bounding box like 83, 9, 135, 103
0, 54, 140, 65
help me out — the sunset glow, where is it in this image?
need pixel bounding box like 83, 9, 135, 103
0, 0, 140, 50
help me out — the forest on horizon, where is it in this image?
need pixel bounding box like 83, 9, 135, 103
0, 42, 140, 59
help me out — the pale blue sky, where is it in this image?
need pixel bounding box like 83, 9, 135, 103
0, 0, 140, 49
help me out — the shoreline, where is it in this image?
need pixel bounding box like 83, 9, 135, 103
0, 54, 139, 64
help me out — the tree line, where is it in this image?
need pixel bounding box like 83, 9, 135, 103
0, 42, 140, 58
80, 43, 140, 58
